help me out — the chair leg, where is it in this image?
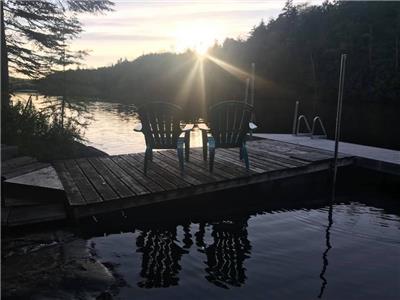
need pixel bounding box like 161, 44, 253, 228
202, 130, 208, 160
185, 131, 190, 162
208, 138, 215, 172
242, 145, 249, 170
177, 139, 184, 173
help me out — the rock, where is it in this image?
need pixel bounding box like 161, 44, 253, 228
96, 291, 113, 300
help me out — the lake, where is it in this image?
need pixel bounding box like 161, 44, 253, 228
12, 93, 203, 155
80, 183, 400, 300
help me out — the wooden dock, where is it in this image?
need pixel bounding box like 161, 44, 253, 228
54, 139, 354, 218
255, 134, 400, 175
1, 150, 66, 227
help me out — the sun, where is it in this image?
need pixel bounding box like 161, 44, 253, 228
174, 22, 218, 55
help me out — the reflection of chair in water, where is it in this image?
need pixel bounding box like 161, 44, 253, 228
202, 218, 252, 288
136, 227, 189, 288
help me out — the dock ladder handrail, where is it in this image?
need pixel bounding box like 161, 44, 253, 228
311, 116, 327, 139
296, 114, 312, 136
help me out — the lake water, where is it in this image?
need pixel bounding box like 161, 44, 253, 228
82, 186, 400, 300
12, 93, 203, 155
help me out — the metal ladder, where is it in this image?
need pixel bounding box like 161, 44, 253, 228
292, 100, 327, 139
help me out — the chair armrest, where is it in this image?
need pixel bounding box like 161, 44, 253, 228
181, 123, 194, 132
249, 122, 258, 130
133, 123, 142, 132
198, 123, 210, 131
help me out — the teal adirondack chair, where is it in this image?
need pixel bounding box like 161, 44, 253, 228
134, 102, 193, 174
199, 101, 257, 172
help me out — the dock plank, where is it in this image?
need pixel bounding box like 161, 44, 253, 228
110, 156, 164, 193
188, 149, 240, 179
2, 156, 37, 170
132, 153, 191, 189
121, 154, 179, 190
2, 162, 50, 179
98, 157, 149, 196
64, 160, 100, 204
53, 162, 85, 206
150, 152, 204, 186
75, 158, 119, 201
246, 144, 309, 167
88, 157, 136, 198
159, 150, 224, 183
217, 148, 275, 173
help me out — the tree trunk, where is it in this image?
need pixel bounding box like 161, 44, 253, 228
1, 0, 10, 107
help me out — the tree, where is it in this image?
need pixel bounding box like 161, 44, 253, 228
1, 0, 114, 106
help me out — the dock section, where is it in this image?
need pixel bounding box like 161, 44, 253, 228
54, 139, 354, 218
255, 134, 400, 175
1, 148, 66, 227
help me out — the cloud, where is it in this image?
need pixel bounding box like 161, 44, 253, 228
80, 32, 173, 42
72, 0, 323, 67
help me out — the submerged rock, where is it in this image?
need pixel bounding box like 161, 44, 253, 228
2, 229, 116, 300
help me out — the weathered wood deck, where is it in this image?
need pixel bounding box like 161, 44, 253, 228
255, 134, 400, 175
1, 151, 66, 227
54, 139, 354, 218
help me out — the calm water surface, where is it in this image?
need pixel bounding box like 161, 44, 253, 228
14, 94, 202, 154
82, 189, 400, 300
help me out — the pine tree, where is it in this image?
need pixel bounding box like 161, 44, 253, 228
1, 0, 114, 106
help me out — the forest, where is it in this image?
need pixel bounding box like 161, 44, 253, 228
36, 1, 400, 149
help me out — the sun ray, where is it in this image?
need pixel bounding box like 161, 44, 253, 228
198, 58, 207, 119
206, 55, 250, 81
205, 54, 287, 94
175, 59, 200, 104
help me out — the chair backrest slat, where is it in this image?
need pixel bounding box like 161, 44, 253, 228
208, 101, 253, 148
138, 102, 182, 149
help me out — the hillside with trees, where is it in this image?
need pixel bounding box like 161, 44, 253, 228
37, 1, 400, 149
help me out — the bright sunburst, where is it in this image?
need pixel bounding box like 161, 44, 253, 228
174, 22, 220, 55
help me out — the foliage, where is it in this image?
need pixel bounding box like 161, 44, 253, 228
36, 1, 400, 148
1, 98, 85, 161
1, 0, 114, 159
2, 0, 113, 78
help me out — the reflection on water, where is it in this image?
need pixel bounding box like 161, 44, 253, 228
203, 218, 251, 289
134, 218, 251, 289
136, 226, 188, 288
318, 202, 333, 298
12, 93, 203, 155
84, 190, 400, 300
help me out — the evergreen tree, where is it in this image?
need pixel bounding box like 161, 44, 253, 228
1, 0, 114, 106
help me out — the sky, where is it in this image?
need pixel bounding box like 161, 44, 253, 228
71, 0, 324, 68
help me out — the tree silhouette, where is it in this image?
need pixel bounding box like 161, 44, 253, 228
1, 0, 114, 105
35, 1, 400, 148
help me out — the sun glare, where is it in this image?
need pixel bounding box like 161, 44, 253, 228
174, 23, 219, 55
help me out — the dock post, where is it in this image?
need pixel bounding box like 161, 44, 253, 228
244, 78, 250, 103
333, 54, 347, 186
292, 100, 299, 135
250, 62, 255, 107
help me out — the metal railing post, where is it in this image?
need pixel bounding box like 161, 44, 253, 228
333, 54, 347, 185
292, 100, 299, 135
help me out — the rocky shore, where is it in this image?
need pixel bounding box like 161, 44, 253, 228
3, 228, 118, 300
